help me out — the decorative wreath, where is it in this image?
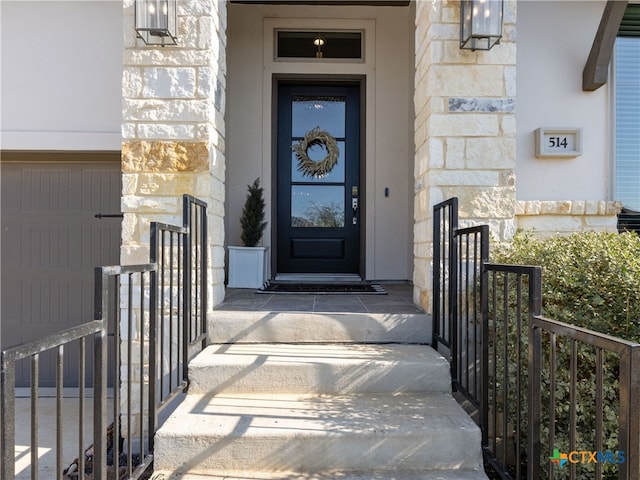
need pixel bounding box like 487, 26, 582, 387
292, 127, 339, 179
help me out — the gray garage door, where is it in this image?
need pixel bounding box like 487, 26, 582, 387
1, 153, 121, 386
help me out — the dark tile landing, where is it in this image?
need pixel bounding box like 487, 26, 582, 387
218, 283, 424, 315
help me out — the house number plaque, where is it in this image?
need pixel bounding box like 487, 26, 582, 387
535, 127, 582, 158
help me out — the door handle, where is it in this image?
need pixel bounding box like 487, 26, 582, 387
352, 197, 359, 225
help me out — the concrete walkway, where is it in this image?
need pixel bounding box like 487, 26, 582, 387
13, 392, 113, 479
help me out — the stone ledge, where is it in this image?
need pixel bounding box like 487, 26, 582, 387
515, 200, 623, 238
516, 200, 622, 216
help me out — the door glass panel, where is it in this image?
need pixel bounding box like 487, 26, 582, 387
291, 185, 345, 228
291, 141, 345, 183
292, 97, 346, 138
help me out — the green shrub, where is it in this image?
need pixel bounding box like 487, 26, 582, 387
492, 231, 640, 341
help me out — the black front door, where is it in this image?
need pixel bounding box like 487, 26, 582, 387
277, 83, 361, 274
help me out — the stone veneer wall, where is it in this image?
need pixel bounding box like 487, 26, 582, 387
516, 200, 622, 237
413, 0, 517, 312
120, 0, 227, 436
122, 0, 226, 305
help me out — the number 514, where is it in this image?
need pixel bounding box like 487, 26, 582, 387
549, 136, 568, 148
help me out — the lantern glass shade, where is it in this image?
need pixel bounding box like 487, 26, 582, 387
460, 0, 503, 51
135, 0, 177, 46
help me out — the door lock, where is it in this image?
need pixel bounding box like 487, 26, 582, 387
352, 198, 358, 225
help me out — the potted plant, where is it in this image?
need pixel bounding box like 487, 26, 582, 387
227, 178, 269, 288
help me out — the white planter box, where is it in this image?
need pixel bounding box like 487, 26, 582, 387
227, 246, 269, 289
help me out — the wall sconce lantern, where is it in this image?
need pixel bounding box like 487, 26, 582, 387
135, 0, 177, 46
460, 0, 503, 51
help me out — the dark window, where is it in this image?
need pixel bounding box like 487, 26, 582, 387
618, 4, 640, 38
277, 31, 362, 59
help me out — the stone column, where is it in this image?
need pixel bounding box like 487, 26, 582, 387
413, 0, 517, 312
122, 0, 226, 306
119, 0, 227, 440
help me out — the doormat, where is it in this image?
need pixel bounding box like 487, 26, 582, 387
258, 282, 386, 295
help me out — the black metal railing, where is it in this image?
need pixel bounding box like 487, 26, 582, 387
432, 197, 458, 356
181, 195, 208, 364
1, 321, 108, 480
451, 224, 488, 409
433, 197, 639, 479
94, 264, 157, 479
529, 316, 640, 480
1, 194, 208, 480
484, 263, 541, 480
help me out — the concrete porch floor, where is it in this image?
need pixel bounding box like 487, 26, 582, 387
219, 283, 424, 315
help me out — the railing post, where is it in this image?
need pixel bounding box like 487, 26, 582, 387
528, 318, 542, 480
480, 228, 489, 451
619, 344, 640, 479
1, 352, 16, 480
528, 267, 543, 317
200, 198, 208, 349
628, 345, 640, 480
182, 196, 192, 384
449, 214, 458, 391
527, 268, 542, 480
432, 203, 442, 350
93, 267, 108, 480
148, 267, 158, 453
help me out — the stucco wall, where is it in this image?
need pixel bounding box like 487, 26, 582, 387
516, 1, 610, 202
514, 0, 622, 236
0, 1, 122, 150
226, 3, 415, 281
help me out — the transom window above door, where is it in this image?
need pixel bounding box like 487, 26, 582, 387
276, 31, 363, 59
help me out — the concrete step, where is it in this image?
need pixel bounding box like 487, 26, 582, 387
153, 393, 484, 475
187, 344, 451, 395
209, 311, 431, 344
152, 469, 489, 479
